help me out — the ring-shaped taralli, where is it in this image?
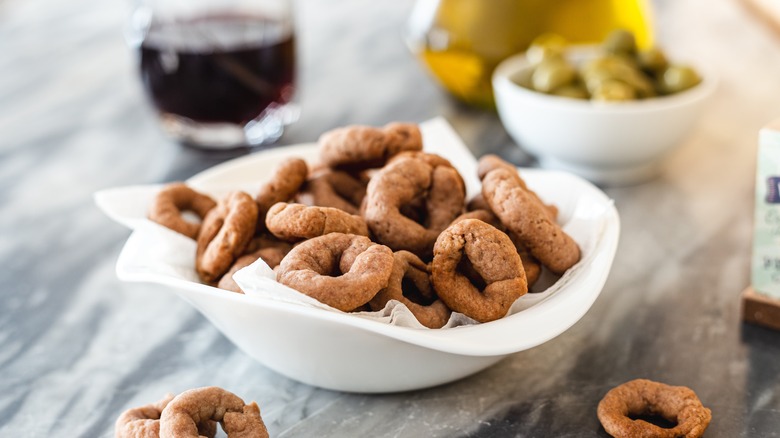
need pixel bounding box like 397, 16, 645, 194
364, 156, 465, 257
296, 170, 367, 214
477, 154, 558, 220
217, 247, 288, 293
597, 379, 712, 438
148, 183, 217, 239
276, 233, 394, 312
431, 219, 528, 323
196, 191, 258, 284
453, 210, 542, 288
318, 122, 423, 170
369, 251, 452, 329
159, 387, 269, 438
255, 157, 308, 230
482, 168, 580, 275
114, 394, 216, 438
265, 202, 369, 241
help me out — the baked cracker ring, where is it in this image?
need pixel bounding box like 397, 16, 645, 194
266, 202, 368, 241
255, 158, 308, 230
217, 247, 288, 293
453, 210, 541, 287
369, 251, 452, 329
482, 168, 580, 275
364, 155, 465, 257
431, 219, 528, 323
296, 170, 367, 214
477, 154, 558, 220
196, 192, 258, 284
318, 122, 423, 170
160, 387, 268, 438
276, 233, 394, 312
597, 379, 712, 438
115, 394, 216, 438
148, 183, 217, 239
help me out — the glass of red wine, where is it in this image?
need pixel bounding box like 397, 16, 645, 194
127, 0, 297, 149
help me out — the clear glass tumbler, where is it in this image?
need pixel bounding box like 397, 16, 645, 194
127, 0, 297, 149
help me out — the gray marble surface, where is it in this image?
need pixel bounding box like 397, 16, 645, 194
2, 0, 780, 436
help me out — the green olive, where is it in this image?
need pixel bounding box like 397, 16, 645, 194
551, 84, 589, 100
637, 48, 669, 74
511, 67, 535, 89
591, 80, 636, 102
581, 55, 651, 98
526, 33, 567, 65
603, 29, 637, 56
531, 58, 576, 93
658, 65, 701, 94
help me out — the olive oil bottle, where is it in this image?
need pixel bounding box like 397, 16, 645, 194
406, 0, 654, 108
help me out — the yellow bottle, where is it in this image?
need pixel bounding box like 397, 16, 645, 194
406, 0, 654, 108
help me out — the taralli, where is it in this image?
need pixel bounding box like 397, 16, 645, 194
115, 394, 216, 438
196, 191, 258, 284
255, 157, 308, 230
217, 248, 287, 293
296, 169, 367, 215
265, 202, 369, 241
148, 183, 217, 239
482, 168, 580, 275
431, 219, 528, 322
597, 379, 712, 438
453, 210, 541, 287
452, 209, 504, 230
369, 251, 452, 329
160, 387, 268, 438
319, 122, 423, 170
276, 233, 394, 311
364, 155, 465, 257
477, 154, 558, 220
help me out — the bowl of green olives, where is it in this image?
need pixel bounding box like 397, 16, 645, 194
492, 30, 715, 185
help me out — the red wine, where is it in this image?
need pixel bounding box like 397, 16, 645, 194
140, 15, 295, 125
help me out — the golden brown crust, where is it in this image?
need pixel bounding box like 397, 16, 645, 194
266, 202, 369, 241
477, 154, 558, 221
276, 233, 394, 311
196, 192, 258, 284
318, 123, 423, 170
115, 394, 216, 438
217, 248, 288, 293
296, 170, 367, 214
148, 183, 216, 239
363, 155, 465, 257
159, 387, 268, 438
369, 251, 451, 329
482, 168, 579, 275
597, 379, 712, 438
431, 219, 528, 323
255, 158, 308, 230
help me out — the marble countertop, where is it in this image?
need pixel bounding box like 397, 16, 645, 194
2, 0, 780, 436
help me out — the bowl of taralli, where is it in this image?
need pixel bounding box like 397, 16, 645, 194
96, 118, 619, 393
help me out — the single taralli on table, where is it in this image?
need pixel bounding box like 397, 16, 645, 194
146, 122, 581, 327
597, 379, 712, 438
115, 387, 268, 438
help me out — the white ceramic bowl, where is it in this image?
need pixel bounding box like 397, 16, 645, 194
97, 123, 619, 393
493, 49, 716, 185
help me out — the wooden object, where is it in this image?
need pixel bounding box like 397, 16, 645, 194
742, 286, 780, 330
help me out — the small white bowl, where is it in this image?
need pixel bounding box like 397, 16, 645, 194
492, 49, 716, 185
96, 120, 620, 393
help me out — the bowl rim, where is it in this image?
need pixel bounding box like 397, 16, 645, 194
492, 46, 717, 115
109, 143, 621, 358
